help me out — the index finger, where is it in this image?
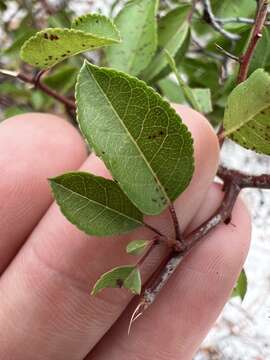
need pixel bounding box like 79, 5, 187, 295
0, 106, 219, 359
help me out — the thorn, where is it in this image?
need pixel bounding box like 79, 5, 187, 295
215, 44, 240, 62
0, 69, 19, 77
128, 302, 145, 335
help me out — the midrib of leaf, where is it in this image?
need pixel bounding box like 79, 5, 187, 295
224, 102, 270, 136
126, 3, 155, 73
85, 64, 169, 204
55, 181, 143, 225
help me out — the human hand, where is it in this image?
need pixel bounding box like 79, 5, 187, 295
0, 105, 251, 360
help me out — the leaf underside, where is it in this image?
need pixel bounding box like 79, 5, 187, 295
106, 0, 158, 76
71, 13, 120, 41
76, 61, 194, 215
20, 22, 120, 68
92, 266, 141, 295
224, 69, 270, 155
50, 172, 143, 236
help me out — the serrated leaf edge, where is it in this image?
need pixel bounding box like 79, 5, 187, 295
71, 12, 121, 42
20, 27, 120, 67
75, 60, 195, 213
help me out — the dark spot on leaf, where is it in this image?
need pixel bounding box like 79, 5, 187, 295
67, 50, 71, 53
96, 19, 99, 23
82, 44, 86, 47
61, 54, 66, 57
101, 151, 105, 155
44, 33, 49, 39
159, 131, 164, 136
152, 198, 157, 202
116, 279, 123, 288
50, 34, 59, 41
48, 55, 53, 60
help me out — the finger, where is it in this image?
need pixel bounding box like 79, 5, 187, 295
0, 107, 219, 359
87, 184, 251, 360
0, 113, 87, 273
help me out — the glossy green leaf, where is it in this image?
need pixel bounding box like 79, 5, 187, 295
142, 4, 191, 82
20, 19, 120, 68
126, 239, 149, 255
106, 0, 158, 76
231, 269, 248, 301
76, 61, 194, 215
50, 172, 143, 236
72, 13, 120, 40
224, 69, 270, 155
92, 266, 141, 295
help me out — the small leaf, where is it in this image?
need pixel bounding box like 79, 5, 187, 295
76, 61, 194, 215
106, 0, 158, 76
158, 78, 186, 104
142, 4, 191, 82
91, 266, 141, 295
126, 240, 149, 255
192, 88, 213, 114
231, 269, 248, 301
72, 13, 120, 41
50, 172, 143, 236
165, 50, 212, 114
20, 24, 120, 68
224, 69, 270, 155
124, 267, 141, 294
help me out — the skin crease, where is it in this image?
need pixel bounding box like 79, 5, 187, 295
0, 106, 251, 360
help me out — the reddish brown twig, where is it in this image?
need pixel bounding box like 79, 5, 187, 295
169, 204, 182, 243
237, 0, 269, 83
134, 165, 270, 316
17, 72, 76, 110
217, 0, 269, 146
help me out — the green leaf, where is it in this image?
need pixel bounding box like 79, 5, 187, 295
106, 0, 158, 76
165, 50, 212, 114
158, 78, 186, 104
192, 89, 213, 114
212, 0, 256, 21
50, 172, 143, 236
123, 267, 141, 294
76, 61, 194, 215
126, 239, 149, 255
43, 65, 78, 93
72, 13, 120, 41
142, 4, 191, 82
224, 69, 270, 155
4, 106, 27, 118
20, 23, 120, 69
249, 28, 270, 75
91, 266, 141, 295
4, 29, 36, 56
231, 269, 248, 301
